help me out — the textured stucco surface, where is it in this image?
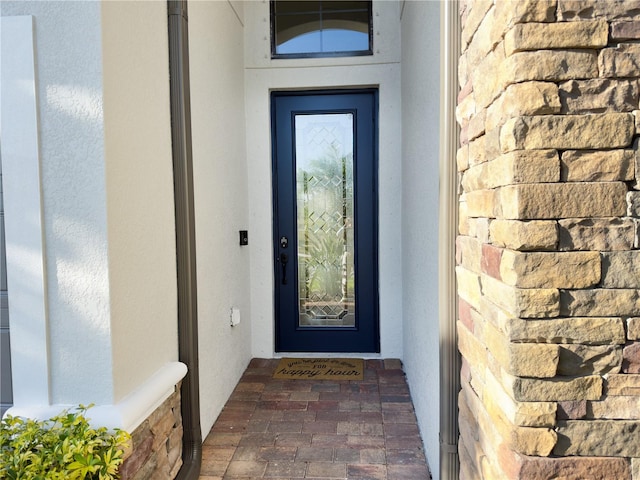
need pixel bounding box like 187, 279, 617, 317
2, 0, 113, 404
101, 1, 178, 402
1, 0, 179, 406
189, 0, 253, 437
400, 2, 442, 477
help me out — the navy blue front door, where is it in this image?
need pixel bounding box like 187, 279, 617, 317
272, 90, 379, 352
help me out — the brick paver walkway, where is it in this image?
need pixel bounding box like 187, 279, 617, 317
199, 358, 430, 479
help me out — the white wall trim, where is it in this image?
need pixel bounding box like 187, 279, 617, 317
0, 15, 51, 406
5, 361, 187, 432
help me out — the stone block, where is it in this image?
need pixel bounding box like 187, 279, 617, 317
150, 411, 177, 451
495, 0, 556, 25
499, 251, 600, 289
500, 183, 628, 220
461, 0, 493, 49
559, 218, 637, 251
501, 114, 635, 152
559, 0, 640, 21
477, 381, 557, 457
559, 79, 640, 114
510, 375, 602, 402
612, 20, 640, 39
602, 252, 640, 288
480, 243, 502, 280
456, 235, 483, 274
456, 85, 476, 125
588, 395, 640, 419
628, 191, 640, 217
606, 374, 640, 396
482, 274, 560, 318
465, 5, 501, 70
458, 78, 473, 104
467, 129, 501, 166
560, 289, 640, 317
479, 295, 514, 333
505, 50, 598, 85
464, 189, 497, 218
490, 219, 558, 252
623, 342, 640, 374
486, 82, 560, 131
504, 20, 608, 55
459, 200, 470, 235
484, 321, 559, 378
459, 299, 475, 333
471, 43, 506, 109
513, 454, 631, 480
506, 317, 626, 346
459, 49, 469, 89
485, 368, 557, 427
628, 318, 640, 341
555, 420, 640, 457
557, 400, 588, 420
458, 429, 481, 480
509, 426, 557, 457
457, 320, 487, 375
458, 388, 479, 439
120, 435, 154, 480
561, 149, 635, 182
467, 217, 490, 242
466, 108, 486, 142
600, 43, 640, 78
462, 149, 559, 192
558, 344, 623, 376
457, 145, 469, 172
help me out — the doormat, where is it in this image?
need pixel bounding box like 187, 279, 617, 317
273, 358, 364, 380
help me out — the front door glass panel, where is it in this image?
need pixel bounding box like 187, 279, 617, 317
295, 114, 355, 327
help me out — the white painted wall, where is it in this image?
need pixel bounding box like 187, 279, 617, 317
101, 1, 178, 402
188, 0, 253, 436
1, 0, 179, 411
1, 1, 114, 404
400, 1, 442, 477
244, 1, 404, 358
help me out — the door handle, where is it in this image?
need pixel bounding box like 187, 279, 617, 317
280, 253, 288, 285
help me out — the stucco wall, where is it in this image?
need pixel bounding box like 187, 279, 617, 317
400, 1, 442, 477
244, 0, 404, 358
101, 0, 178, 403
1, 1, 114, 404
1, 0, 179, 408
188, 0, 253, 436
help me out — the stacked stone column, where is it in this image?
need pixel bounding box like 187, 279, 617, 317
456, 1, 640, 478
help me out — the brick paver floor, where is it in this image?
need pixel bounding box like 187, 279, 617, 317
199, 358, 431, 480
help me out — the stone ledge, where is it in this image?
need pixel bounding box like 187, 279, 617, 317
504, 20, 608, 55
503, 450, 631, 480
555, 420, 640, 456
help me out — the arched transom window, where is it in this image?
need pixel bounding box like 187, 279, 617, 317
271, 1, 373, 58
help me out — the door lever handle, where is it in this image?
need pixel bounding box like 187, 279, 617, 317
280, 253, 288, 285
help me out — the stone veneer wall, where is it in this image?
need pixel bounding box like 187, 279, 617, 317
456, 1, 640, 478
118, 385, 183, 480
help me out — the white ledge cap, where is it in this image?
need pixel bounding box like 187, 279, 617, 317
4, 362, 187, 432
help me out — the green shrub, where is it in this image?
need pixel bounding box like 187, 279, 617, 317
0, 404, 130, 480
